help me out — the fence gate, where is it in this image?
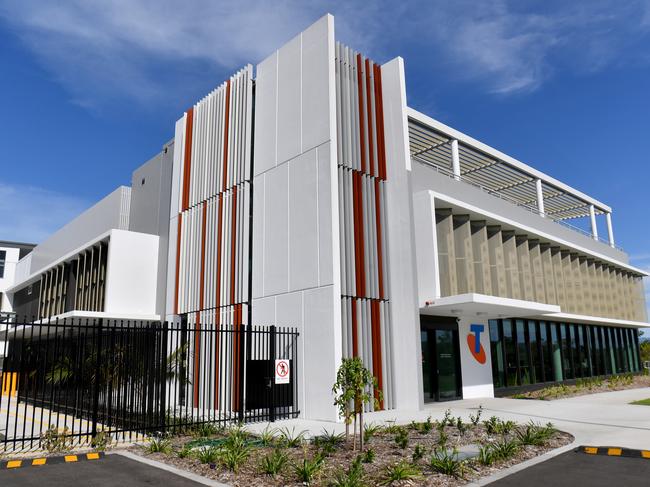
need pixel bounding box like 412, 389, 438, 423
0, 319, 299, 453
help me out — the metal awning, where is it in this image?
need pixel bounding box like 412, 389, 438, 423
408, 116, 606, 220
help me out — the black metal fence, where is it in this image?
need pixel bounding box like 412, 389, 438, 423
0, 319, 299, 452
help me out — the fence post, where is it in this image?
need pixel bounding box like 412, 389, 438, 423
91, 318, 103, 440
269, 325, 276, 422
237, 324, 245, 423
160, 321, 168, 433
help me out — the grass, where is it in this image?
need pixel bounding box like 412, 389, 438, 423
630, 398, 650, 406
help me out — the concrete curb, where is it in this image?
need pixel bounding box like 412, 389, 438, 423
111, 451, 231, 487
465, 441, 579, 486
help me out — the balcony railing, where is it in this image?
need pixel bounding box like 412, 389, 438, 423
413, 156, 623, 251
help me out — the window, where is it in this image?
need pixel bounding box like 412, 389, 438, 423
0, 250, 5, 279
503, 320, 517, 387
489, 320, 505, 388
560, 324, 573, 379
528, 321, 542, 383
516, 320, 531, 385
550, 324, 563, 382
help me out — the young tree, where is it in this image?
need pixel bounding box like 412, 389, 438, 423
332, 357, 382, 451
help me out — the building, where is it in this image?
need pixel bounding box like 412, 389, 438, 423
5, 15, 647, 422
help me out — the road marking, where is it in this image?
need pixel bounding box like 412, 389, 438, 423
608, 448, 622, 456
87, 453, 100, 460
32, 458, 47, 466
584, 447, 598, 454
7, 460, 22, 469
64, 455, 78, 462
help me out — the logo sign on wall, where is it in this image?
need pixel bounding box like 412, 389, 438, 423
275, 359, 290, 384
467, 324, 487, 364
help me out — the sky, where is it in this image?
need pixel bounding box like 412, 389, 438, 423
1, 0, 649, 322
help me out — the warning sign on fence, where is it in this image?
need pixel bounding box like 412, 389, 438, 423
275, 359, 290, 384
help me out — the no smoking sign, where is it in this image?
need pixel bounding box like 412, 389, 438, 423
275, 359, 290, 384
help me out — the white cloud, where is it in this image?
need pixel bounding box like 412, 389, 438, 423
0, 0, 649, 104
0, 182, 89, 244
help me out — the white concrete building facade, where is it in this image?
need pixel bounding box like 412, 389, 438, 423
5, 15, 647, 421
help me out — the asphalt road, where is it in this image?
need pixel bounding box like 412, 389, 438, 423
0, 453, 209, 487
490, 450, 650, 486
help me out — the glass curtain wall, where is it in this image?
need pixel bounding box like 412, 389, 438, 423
488, 320, 642, 390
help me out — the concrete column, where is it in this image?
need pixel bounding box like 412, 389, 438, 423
535, 178, 545, 216
451, 139, 461, 180
606, 212, 615, 247
589, 205, 598, 240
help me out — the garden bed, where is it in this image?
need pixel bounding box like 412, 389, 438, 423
130, 411, 573, 486
509, 373, 650, 401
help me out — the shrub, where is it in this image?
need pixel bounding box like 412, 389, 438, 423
412, 444, 426, 462
293, 452, 324, 484
192, 422, 221, 438
145, 434, 172, 455
363, 423, 382, 443
378, 461, 423, 485
469, 405, 483, 426
361, 448, 375, 463
483, 417, 516, 435
420, 416, 433, 434
442, 409, 453, 427
177, 444, 193, 459
515, 421, 556, 446
278, 427, 307, 448
220, 435, 251, 472
196, 446, 220, 464
313, 429, 345, 455
455, 417, 468, 435
394, 427, 409, 449
41, 425, 72, 453
259, 448, 288, 477
477, 444, 495, 466
490, 437, 520, 461
437, 429, 448, 448
91, 429, 112, 451
429, 447, 465, 478
329, 456, 365, 487
258, 425, 277, 447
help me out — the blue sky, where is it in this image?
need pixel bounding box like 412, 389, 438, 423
1, 1, 649, 319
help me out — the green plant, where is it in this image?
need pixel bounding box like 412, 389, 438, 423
192, 422, 220, 438
420, 416, 433, 433
329, 456, 365, 487
442, 409, 453, 426
293, 452, 324, 484
455, 416, 468, 435
469, 405, 483, 426
429, 447, 465, 478
313, 429, 345, 455
145, 434, 172, 455
91, 429, 112, 451
477, 444, 495, 466
196, 446, 220, 464
258, 425, 277, 447
278, 426, 307, 448
361, 448, 375, 463
363, 423, 381, 443
378, 461, 423, 485
412, 444, 426, 462
177, 444, 193, 459
259, 448, 289, 477
382, 421, 401, 434
41, 425, 72, 453
220, 447, 249, 472
394, 427, 409, 449
490, 437, 520, 461
437, 429, 448, 448
483, 416, 516, 435
515, 421, 556, 446
332, 357, 383, 450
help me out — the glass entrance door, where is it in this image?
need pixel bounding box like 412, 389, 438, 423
435, 329, 459, 400
420, 319, 462, 402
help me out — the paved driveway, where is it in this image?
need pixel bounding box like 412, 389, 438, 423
0, 453, 223, 487
488, 450, 650, 486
